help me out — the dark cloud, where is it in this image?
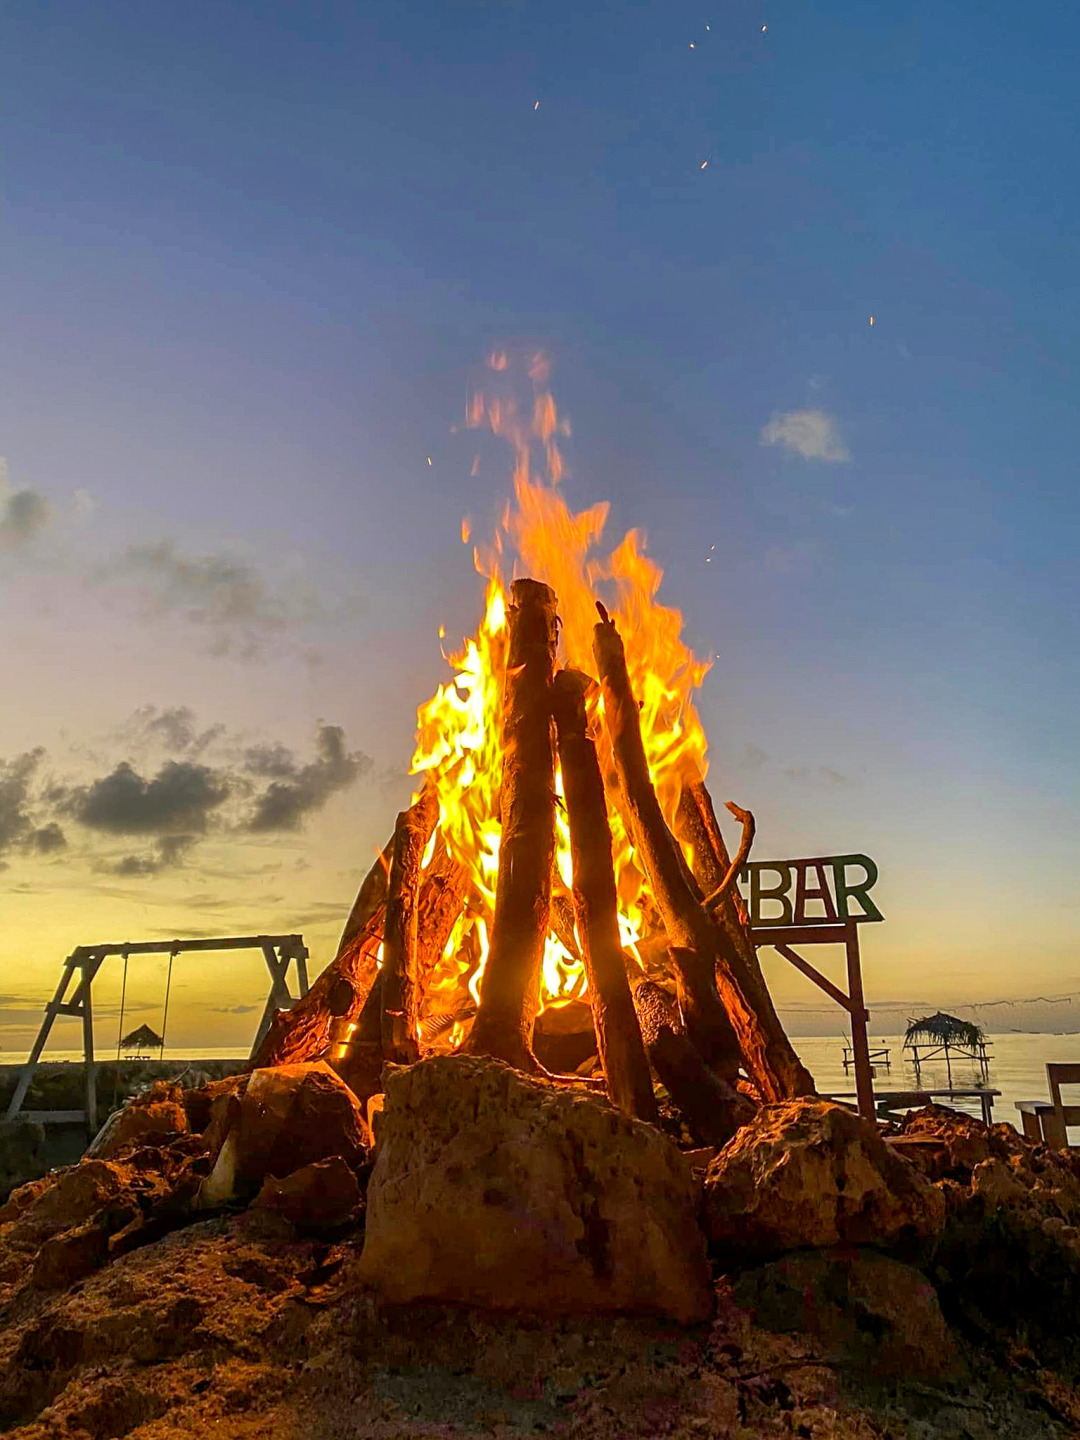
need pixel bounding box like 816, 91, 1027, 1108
134, 705, 226, 756
105, 541, 323, 659
243, 742, 299, 779
0, 749, 46, 854
108, 834, 196, 877
1, 713, 368, 880
210, 1003, 260, 1015
26, 821, 66, 854
0, 487, 52, 553
244, 723, 371, 833
66, 760, 231, 836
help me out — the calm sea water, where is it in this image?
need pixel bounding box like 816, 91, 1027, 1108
12, 1032, 1080, 1132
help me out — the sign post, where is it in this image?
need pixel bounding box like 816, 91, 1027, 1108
743, 855, 882, 1123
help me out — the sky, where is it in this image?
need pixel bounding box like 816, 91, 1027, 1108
2, 0, 1078, 1059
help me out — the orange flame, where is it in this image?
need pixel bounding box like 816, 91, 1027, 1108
411, 355, 710, 1035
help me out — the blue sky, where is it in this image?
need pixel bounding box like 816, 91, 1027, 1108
1, 0, 1078, 1050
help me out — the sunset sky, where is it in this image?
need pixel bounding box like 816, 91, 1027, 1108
2, 1, 1078, 1058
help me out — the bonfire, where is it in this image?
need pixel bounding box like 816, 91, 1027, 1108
251, 353, 814, 1145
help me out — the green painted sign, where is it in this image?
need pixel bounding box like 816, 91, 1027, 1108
739, 854, 882, 926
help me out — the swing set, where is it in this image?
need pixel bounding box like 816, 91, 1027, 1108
4, 934, 309, 1131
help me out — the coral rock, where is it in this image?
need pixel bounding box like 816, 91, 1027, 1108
732, 1248, 962, 1382
253, 1156, 362, 1233
87, 1082, 189, 1160
31, 1217, 112, 1289
198, 1061, 371, 1207
704, 1099, 944, 1261
7, 1160, 133, 1248
358, 1055, 712, 1323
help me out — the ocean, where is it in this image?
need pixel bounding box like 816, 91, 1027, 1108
10, 1031, 1080, 1133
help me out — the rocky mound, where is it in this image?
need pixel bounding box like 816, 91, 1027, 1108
2, 1071, 1080, 1437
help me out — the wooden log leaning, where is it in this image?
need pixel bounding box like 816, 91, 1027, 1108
633, 979, 753, 1146
552, 669, 659, 1122
335, 836, 392, 957
462, 578, 559, 1070
591, 604, 743, 1083
249, 846, 468, 1072
380, 789, 441, 1064
249, 908, 383, 1069
675, 776, 817, 1101
593, 604, 815, 1100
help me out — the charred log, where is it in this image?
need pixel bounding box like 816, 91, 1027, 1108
335, 837, 392, 957
676, 776, 816, 1102
632, 979, 752, 1146
593, 604, 812, 1101
552, 668, 658, 1122
249, 908, 382, 1070
380, 789, 440, 1064
592, 604, 742, 1082
462, 578, 559, 1070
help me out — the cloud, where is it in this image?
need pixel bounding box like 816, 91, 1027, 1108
107, 834, 197, 877
127, 705, 226, 756
209, 1003, 261, 1015
26, 821, 67, 854
780, 764, 851, 787
760, 409, 850, 463
244, 723, 371, 832
0, 488, 53, 552
65, 760, 232, 836
0, 749, 57, 856
1, 712, 370, 880
103, 541, 324, 659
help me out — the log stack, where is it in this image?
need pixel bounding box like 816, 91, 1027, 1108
249, 578, 815, 1140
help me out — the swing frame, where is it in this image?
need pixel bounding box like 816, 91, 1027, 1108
4, 934, 309, 1133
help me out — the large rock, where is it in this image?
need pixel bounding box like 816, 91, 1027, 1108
87, 1082, 189, 1160
252, 1156, 362, 1233
357, 1055, 713, 1323
732, 1248, 962, 1383
704, 1099, 944, 1261
198, 1061, 371, 1207
5, 1160, 133, 1248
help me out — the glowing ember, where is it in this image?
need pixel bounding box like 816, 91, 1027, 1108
410, 355, 711, 1032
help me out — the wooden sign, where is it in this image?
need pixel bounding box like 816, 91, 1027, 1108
740, 854, 882, 927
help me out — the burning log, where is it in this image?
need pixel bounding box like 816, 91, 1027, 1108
249, 908, 382, 1069
703, 801, 755, 913
380, 789, 440, 1064
250, 847, 468, 1074
593, 604, 812, 1101
552, 669, 658, 1122
335, 837, 392, 957
592, 604, 742, 1082
633, 979, 752, 1146
676, 777, 816, 1103
332, 972, 385, 1103
463, 579, 559, 1070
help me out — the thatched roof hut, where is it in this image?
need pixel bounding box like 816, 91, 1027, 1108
904, 1012, 984, 1049
120, 1023, 164, 1051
